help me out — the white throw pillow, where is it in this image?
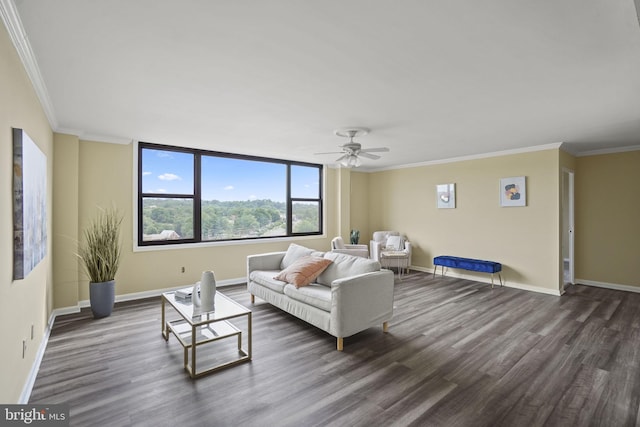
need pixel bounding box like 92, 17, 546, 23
385, 235, 404, 250
316, 252, 381, 286
281, 243, 316, 269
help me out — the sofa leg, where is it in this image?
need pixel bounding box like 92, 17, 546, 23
383, 322, 389, 333
250, 294, 255, 304
337, 337, 343, 351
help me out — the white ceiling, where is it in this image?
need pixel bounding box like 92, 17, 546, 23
8, 0, 640, 170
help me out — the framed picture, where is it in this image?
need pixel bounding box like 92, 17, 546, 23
500, 176, 526, 207
436, 183, 455, 209
13, 128, 47, 280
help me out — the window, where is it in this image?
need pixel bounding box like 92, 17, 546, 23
138, 142, 323, 246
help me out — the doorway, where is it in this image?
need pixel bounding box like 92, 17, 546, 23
562, 169, 575, 288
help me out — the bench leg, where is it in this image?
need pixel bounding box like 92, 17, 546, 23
383, 322, 389, 333
490, 273, 503, 288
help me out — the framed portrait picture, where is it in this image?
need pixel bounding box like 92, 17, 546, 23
500, 176, 526, 207
436, 183, 455, 209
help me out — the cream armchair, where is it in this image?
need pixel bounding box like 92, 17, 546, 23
370, 231, 412, 276
330, 236, 369, 258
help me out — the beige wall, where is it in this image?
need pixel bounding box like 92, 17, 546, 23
575, 150, 640, 288
52, 133, 80, 308
368, 149, 562, 294
350, 171, 370, 244
0, 24, 54, 402
54, 140, 339, 304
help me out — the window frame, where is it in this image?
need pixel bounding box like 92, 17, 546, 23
137, 141, 323, 247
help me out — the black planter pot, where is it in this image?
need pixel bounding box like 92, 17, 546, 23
89, 280, 115, 318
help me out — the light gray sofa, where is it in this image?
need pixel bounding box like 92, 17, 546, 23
247, 244, 395, 350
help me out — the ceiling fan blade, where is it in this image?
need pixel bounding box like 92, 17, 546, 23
335, 154, 348, 163
360, 147, 389, 153
358, 152, 381, 160
314, 151, 344, 155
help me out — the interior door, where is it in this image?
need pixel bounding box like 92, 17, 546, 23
562, 169, 575, 287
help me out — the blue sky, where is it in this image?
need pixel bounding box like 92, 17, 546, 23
142, 149, 319, 202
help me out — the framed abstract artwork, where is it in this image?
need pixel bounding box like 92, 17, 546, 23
500, 176, 526, 207
436, 183, 456, 209
13, 128, 47, 280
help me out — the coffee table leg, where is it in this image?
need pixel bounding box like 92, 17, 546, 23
248, 313, 252, 360
161, 296, 168, 341
191, 325, 197, 378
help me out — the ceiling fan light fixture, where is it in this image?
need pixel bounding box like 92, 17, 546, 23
340, 154, 361, 168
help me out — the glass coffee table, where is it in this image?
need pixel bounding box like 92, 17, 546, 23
161, 291, 251, 378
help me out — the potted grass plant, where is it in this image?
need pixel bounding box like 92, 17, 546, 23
78, 206, 123, 318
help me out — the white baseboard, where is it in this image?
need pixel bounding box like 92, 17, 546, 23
18, 311, 55, 404
411, 265, 562, 296
576, 278, 640, 293
19, 276, 247, 403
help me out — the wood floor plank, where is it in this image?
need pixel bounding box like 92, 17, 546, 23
29, 272, 640, 426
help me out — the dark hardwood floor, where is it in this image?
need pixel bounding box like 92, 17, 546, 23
30, 272, 640, 427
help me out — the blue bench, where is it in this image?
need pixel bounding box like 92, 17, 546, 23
433, 255, 502, 288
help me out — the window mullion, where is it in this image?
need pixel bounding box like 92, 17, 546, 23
286, 164, 292, 235
194, 153, 202, 243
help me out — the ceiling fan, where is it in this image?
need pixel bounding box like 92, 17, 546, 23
315, 128, 389, 168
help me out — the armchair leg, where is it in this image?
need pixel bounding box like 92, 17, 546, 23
250, 294, 255, 304
337, 337, 343, 351
383, 322, 389, 333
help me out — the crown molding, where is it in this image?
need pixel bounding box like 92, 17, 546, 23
365, 142, 564, 172
0, 0, 58, 129
575, 144, 640, 157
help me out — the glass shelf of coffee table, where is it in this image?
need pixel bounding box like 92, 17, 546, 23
161, 290, 251, 378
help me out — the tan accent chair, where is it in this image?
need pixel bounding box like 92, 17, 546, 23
370, 231, 412, 276
330, 236, 369, 258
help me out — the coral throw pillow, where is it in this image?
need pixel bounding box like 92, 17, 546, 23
274, 256, 332, 288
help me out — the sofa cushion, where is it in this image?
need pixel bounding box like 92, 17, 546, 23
316, 252, 381, 286
281, 243, 323, 269
274, 256, 332, 288
249, 270, 288, 294
283, 283, 332, 312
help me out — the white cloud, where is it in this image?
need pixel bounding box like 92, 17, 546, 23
142, 171, 152, 176
248, 195, 257, 200
157, 152, 172, 158
155, 189, 167, 193
224, 185, 234, 191
158, 173, 181, 181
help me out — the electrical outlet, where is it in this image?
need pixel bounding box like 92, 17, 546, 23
181, 266, 185, 273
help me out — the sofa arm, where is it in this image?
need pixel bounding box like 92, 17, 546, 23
329, 270, 394, 338
331, 248, 369, 258
370, 240, 383, 261
344, 243, 368, 251
247, 251, 286, 276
